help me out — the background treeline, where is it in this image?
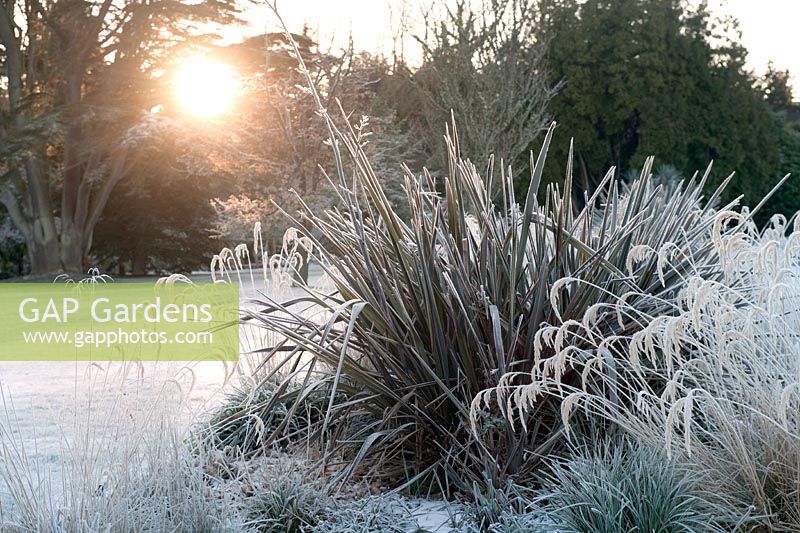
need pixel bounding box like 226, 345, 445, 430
1, 0, 798, 276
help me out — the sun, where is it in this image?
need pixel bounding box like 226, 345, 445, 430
174, 56, 241, 117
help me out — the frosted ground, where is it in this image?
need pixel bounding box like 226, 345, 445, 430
0, 266, 455, 531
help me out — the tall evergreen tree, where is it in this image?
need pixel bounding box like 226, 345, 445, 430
536, 0, 782, 206
760, 61, 796, 113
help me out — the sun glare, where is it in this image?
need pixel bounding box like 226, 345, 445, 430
174, 56, 240, 117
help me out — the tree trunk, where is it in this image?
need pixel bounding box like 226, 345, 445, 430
27, 236, 63, 276
21, 216, 87, 276
59, 224, 86, 274
132, 241, 148, 276
21, 235, 88, 276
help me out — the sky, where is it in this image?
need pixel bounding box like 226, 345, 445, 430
234, 1, 800, 92
713, 0, 800, 86
230, 1, 417, 59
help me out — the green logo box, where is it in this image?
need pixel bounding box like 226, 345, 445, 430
0, 283, 240, 361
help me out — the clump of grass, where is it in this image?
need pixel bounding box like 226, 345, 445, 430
206, 378, 332, 456
534, 439, 742, 532
244, 475, 326, 532
457, 482, 542, 532
0, 363, 246, 532
486, 210, 799, 529
242, 474, 423, 533
456, 512, 542, 533
311, 495, 418, 533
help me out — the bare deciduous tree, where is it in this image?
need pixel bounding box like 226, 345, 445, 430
409, 0, 559, 176
206, 34, 417, 246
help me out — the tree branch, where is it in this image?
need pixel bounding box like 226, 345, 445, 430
0, 2, 23, 117
82, 146, 130, 248
29, 0, 66, 41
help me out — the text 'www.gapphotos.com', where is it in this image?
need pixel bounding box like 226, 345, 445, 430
21, 329, 214, 349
